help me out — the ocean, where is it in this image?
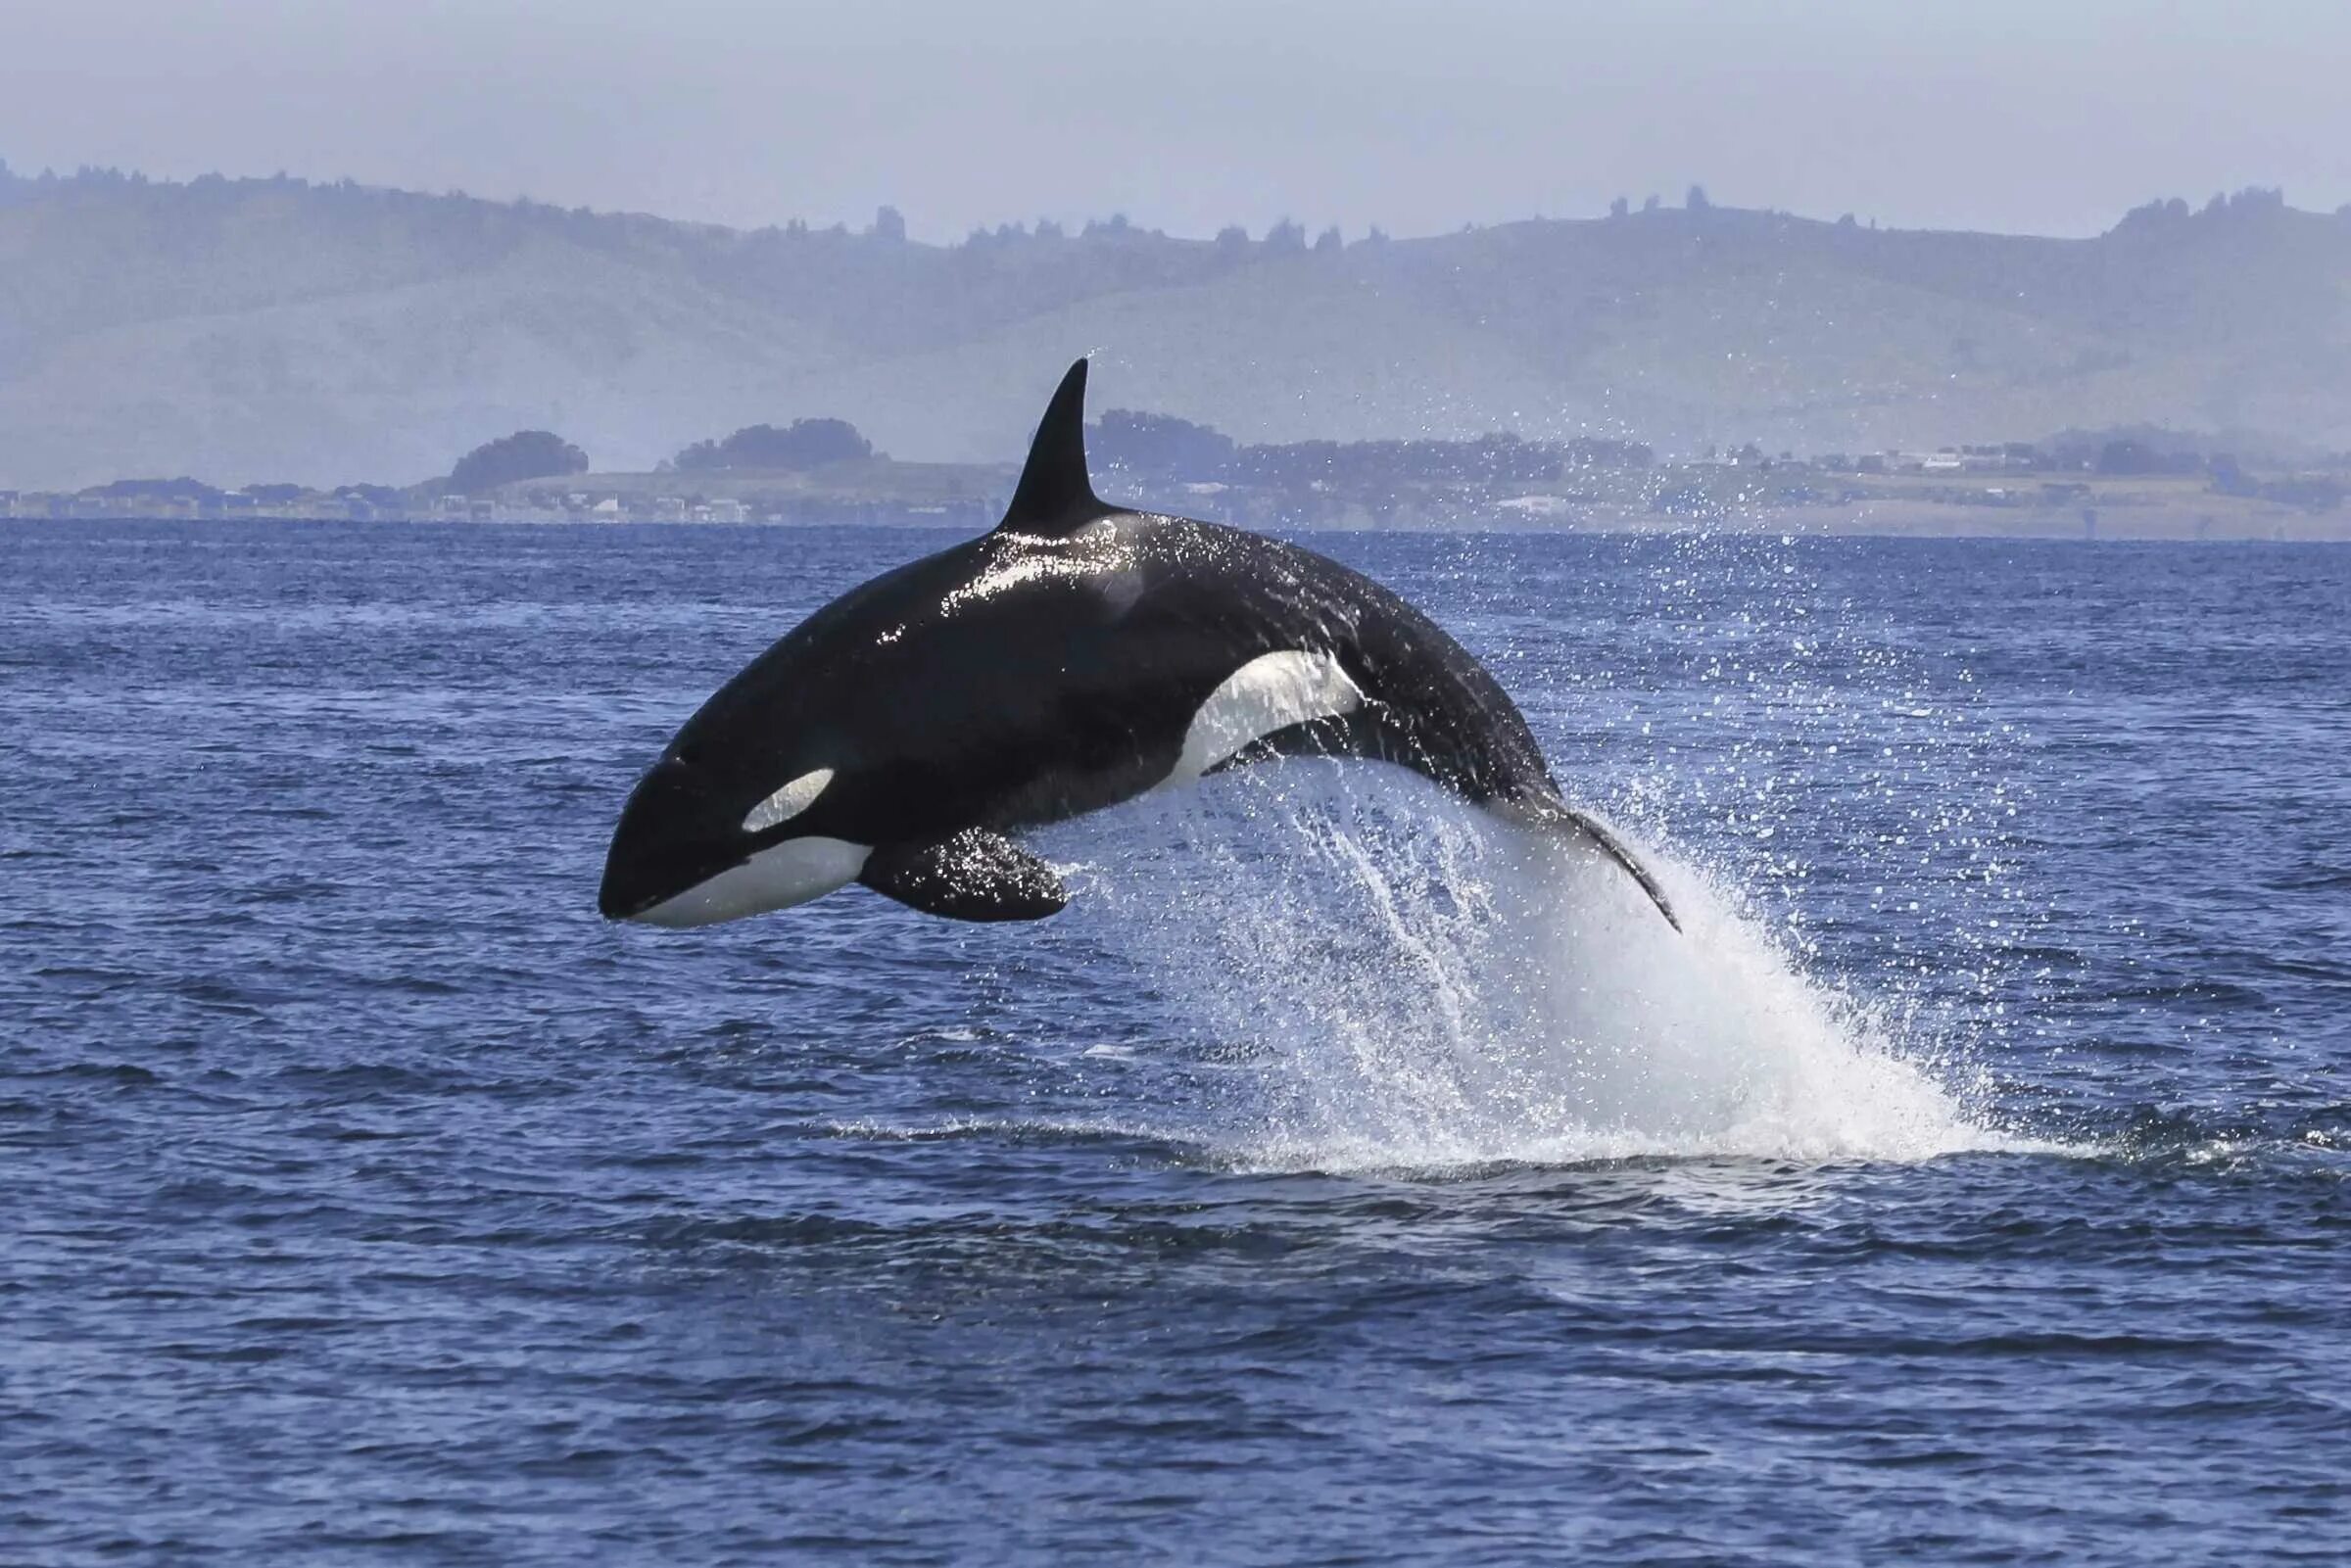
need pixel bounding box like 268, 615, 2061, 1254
3, 520, 2345, 1563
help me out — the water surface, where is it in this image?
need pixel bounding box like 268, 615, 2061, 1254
3, 522, 2345, 1563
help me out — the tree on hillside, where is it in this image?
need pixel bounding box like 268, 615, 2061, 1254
1225, 432, 1573, 491
81, 476, 222, 502
672, 418, 874, 472
1686, 184, 1710, 212
448, 430, 589, 494
1092, 410, 1236, 477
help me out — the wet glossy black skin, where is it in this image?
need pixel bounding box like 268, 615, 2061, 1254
596, 510, 1563, 922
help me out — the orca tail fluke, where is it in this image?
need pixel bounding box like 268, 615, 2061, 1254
1497, 799, 1680, 932
1563, 808, 1681, 932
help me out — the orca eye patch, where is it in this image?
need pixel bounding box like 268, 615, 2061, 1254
742, 768, 835, 833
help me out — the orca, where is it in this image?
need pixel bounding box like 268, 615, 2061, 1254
598, 359, 1678, 931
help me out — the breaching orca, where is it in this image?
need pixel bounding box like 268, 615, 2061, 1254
598, 359, 1677, 931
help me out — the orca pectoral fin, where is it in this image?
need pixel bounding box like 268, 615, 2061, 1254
857, 830, 1070, 923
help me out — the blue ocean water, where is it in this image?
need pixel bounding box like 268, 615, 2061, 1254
2, 520, 2345, 1564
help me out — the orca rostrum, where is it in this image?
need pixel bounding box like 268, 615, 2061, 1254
598, 359, 1678, 931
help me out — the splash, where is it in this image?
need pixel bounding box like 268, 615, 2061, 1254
1046, 763, 2019, 1173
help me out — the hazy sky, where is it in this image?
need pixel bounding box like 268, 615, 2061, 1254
3, 0, 2344, 241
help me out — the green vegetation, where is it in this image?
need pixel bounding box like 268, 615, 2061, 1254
1092, 411, 1235, 476
1094, 409, 1651, 489
671, 419, 873, 473
80, 476, 221, 502
448, 431, 589, 495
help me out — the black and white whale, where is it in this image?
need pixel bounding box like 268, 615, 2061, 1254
598, 359, 1677, 931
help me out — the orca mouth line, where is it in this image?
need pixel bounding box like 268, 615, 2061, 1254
599, 753, 756, 922
597, 846, 747, 923
599, 879, 679, 923
599, 885, 673, 922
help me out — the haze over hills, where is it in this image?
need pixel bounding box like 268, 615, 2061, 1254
2, 163, 2347, 491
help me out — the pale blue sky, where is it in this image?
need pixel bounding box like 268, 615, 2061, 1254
2, 0, 2343, 240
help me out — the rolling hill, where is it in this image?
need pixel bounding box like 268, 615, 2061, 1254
2, 166, 2345, 490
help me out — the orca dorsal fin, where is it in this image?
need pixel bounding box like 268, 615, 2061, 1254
996, 357, 1109, 535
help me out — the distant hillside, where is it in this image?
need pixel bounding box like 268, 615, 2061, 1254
2, 165, 2347, 490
